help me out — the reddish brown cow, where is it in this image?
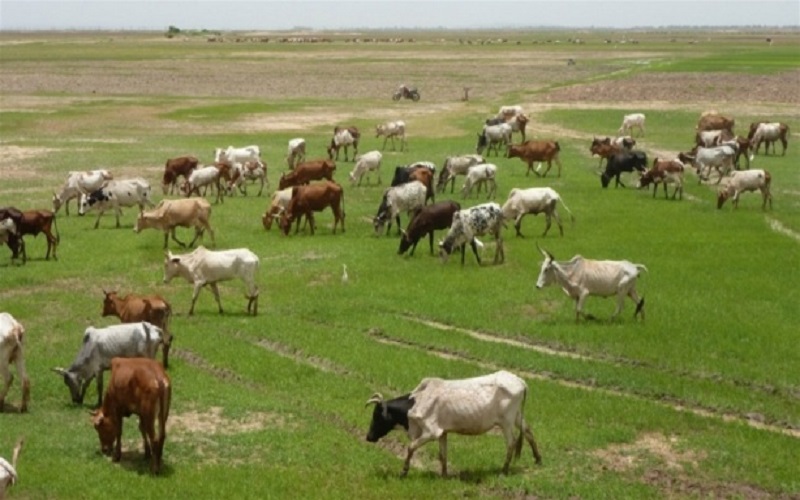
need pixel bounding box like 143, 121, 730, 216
507, 141, 563, 177
696, 114, 735, 132
102, 290, 173, 368
279, 181, 345, 236
0, 207, 59, 263
636, 158, 685, 200
398, 200, 460, 256
278, 159, 336, 190
407, 165, 435, 203
92, 357, 171, 475
162, 156, 199, 195
589, 138, 624, 169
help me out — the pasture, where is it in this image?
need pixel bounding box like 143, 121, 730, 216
1, 29, 799, 498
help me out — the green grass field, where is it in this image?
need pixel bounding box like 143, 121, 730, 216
0, 29, 798, 499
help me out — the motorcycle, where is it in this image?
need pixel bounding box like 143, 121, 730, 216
392, 85, 420, 102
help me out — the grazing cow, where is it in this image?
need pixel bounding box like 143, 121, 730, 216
327, 126, 360, 161
696, 113, 735, 132
502, 187, 574, 237
376, 120, 408, 152
750, 122, 789, 156
717, 169, 772, 210
102, 291, 173, 368
261, 187, 304, 232
53, 169, 113, 215
53, 322, 164, 406
214, 145, 261, 166
636, 158, 685, 200
535, 245, 647, 322
476, 123, 512, 156
678, 145, 736, 184
278, 159, 337, 190
278, 181, 345, 236
181, 165, 223, 203
0, 438, 23, 496
507, 140, 563, 177
589, 137, 634, 169
618, 113, 646, 137
398, 200, 461, 256
349, 150, 383, 186
92, 357, 171, 475
134, 198, 215, 249
286, 138, 306, 169
365, 370, 541, 477
78, 178, 155, 229
0, 313, 29, 413
461, 163, 497, 199
437, 154, 484, 194
162, 156, 198, 195
487, 114, 529, 142
439, 202, 505, 266
0, 207, 59, 262
600, 150, 648, 188
373, 181, 427, 236
163, 246, 260, 315
228, 161, 267, 196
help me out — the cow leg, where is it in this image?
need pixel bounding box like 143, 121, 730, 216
95, 370, 105, 407
170, 228, 187, 248
494, 234, 504, 264
0, 362, 10, 410
469, 239, 482, 265
14, 349, 29, 413
114, 206, 123, 228
210, 283, 223, 314
514, 214, 525, 237
139, 416, 153, 460
402, 434, 435, 477
487, 178, 496, 199
542, 213, 552, 237
113, 418, 123, 462
188, 282, 206, 316
438, 434, 448, 477
629, 290, 645, 320
575, 290, 592, 322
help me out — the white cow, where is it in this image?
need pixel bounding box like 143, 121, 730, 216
78, 177, 155, 229
52, 322, 164, 406
163, 246, 260, 316
497, 105, 524, 119
0, 219, 16, 247
750, 122, 789, 156
680, 145, 737, 184
717, 169, 772, 210
0, 438, 23, 497
535, 246, 647, 322
52, 169, 113, 215
349, 150, 383, 186
439, 202, 505, 266
182, 165, 223, 202
286, 138, 306, 169
365, 370, 542, 477
228, 161, 267, 196
476, 123, 512, 156
373, 180, 427, 236
461, 163, 497, 199
376, 120, 407, 152
0, 313, 29, 413
437, 154, 484, 194
501, 187, 574, 237
328, 127, 358, 161
214, 145, 261, 166
618, 113, 646, 137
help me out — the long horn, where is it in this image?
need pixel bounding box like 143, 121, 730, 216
365, 392, 384, 407
52, 367, 67, 376
536, 242, 548, 258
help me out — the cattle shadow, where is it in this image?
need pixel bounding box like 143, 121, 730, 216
104, 450, 175, 477
374, 465, 528, 484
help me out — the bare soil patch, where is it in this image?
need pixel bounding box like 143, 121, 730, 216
169, 406, 290, 438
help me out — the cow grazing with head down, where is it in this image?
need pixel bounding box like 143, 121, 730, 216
507, 140, 563, 177
349, 151, 383, 186
0, 207, 59, 262
636, 158, 685, 200
749, 122, 789, 156
53, 169, 114, 215
439, 202, 505, 266
365, 370, 542, 477
535, 245, 647, 322
328, 126, 360, 161
162, 156, 198, 195
102, 291, 173, 368
134, 198, 214, 249
374, 180, 426, 236
618, 113, 646, 137
1, 313, 30, 413
92, 357, 171, 475
501, 187, 574, 237
278, 159, 336, 190
600, 150, 648, 188
717, 169, 772, 210
678, 145, 736, 185
164, 246, 260, 316
398, 200, 461, 256
279, 181, 345, 236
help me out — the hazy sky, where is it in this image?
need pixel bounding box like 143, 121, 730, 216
1, 0, 798, 31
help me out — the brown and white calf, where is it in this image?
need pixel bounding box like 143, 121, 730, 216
327, 126, 360, 161
0, 207, 59, 262
507, 140, 562, 177
717, 169, 772, 210
228, 161, 267, 196
749, 122, 789, 156
102, 291, 173, 368
636, 158, 685, 200
279, 181, 345, 236
1, 313, 30, 413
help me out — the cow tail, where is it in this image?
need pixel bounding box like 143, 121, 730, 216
559, 196, 576, 225
157, 376, 171, 455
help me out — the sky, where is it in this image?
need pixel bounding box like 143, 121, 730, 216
1, 0, 798, 31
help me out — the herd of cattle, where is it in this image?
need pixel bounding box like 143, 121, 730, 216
0, 105, 790, 484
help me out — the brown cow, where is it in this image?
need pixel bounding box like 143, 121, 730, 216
92, 357, 171, 475
507, 141, 563, 177
134, 198, 215, 249
636, 158, 685, 200
407, 164, 435, 203
0, 207, 59, 262
102, 291, 173, 368
279, 181, 345, 236
589, 137, 624, 169
696, 113, 735, 132
278, 159, 336, 190
162, 156, 199, 195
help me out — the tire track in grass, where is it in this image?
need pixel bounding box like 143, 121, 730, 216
368, 330, 800, 439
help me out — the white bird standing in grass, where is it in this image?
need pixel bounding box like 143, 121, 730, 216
341, 264, 349, 284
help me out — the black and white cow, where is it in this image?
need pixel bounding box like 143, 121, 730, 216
600, 151, 648, 188
79, 178, 154, 228
439, 202, 505, 266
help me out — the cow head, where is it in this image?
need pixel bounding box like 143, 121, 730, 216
92, 409, 116, 455
101, 289, 119, 317
52, 367, 86, 404
535, 244, 557, 289
475, 132, 487, 154
600, 172, 612, 188
716, 187, 734, 209
397, 229, 413, 255
364, 392, 413, 442
163, 251, 182, 283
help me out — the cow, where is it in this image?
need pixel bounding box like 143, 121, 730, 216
349, 150, 383, 186
486, 113, 529, 142
398, 200, 461, 256
696, 113, 735, 132
461, 163, 497, 199
0, 438, 23, 496
102, 290, 173, 368
376, 120, 407, 152
589, 137, 633, 169
228, 161, 267, 196
261, 187, 307, 232
0, 207, 59, 262
437, 154, 484, 194
162, 156, 198, 195
501, 187, 574, 237
373, 181, 427, 236
678, 145, 736, 184
181, 165, 223, 203
53, 169, 113, 215
439, 202, 505, 266
600, 150, 648, 188
53, 322, 164, 407
749, 122, 789, 156
286, 138, 306, 169
365, 370, 542, 477
278, 181, 345, 236
134, 198, 215, 250
78, 178, 155, 229
618, 113, 646, 137
497, 105, 524, 119
695, 128, 733, 148
717, 169, 772, 210
636, 158, 685, 200
214, 145, 261, 166
535, 245, 647, 322
476, 123, 512, 156
327, 126, 360, 161
92, 357, 171, 475
507, 140, 563, 177
163, 246, 260, 315
0, 313, 29, 413
390, 163, 435, 203
278, 159, 336, 190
